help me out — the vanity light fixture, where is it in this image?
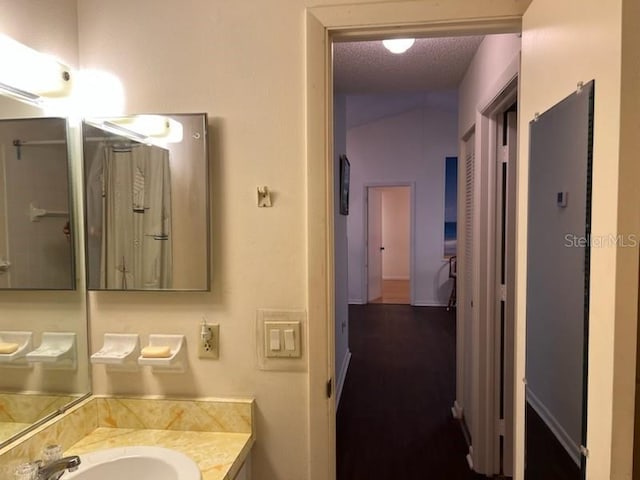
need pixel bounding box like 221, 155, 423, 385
115, 115, 184, 144
86, 115, 184, 146
0, 34, 72, 104
382, 38, 416, 54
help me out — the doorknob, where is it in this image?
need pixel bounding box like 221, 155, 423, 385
380, 247, 385, 251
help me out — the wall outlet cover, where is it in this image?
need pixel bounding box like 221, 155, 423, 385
198, 324, 219, 359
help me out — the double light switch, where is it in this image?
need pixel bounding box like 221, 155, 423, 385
265, 321, 301, 358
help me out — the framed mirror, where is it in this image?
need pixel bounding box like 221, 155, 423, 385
82, 113, 210, 291
0, 95, 91, 448
0, 115, 75, 290
525, 81, 594, 479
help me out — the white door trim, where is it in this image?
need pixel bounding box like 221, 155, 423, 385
487, 85, 519, 477
464, 70, 519, 476
305, 5, 525, 480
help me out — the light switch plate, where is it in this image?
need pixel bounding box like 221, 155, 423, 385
264, 321, 301, 358
256, 309, 306, 371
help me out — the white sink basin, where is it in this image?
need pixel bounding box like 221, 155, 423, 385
64, 446, 201, 480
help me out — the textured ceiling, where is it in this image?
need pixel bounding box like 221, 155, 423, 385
333, 36, 484, 94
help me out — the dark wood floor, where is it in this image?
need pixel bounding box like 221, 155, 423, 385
337, 304, 484, 480
525, 402, 582, 480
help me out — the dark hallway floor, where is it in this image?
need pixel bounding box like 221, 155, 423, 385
337, 304, 484, 480
525, 402, 582, 480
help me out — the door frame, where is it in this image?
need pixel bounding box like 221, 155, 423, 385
484, 82, 519, 476
455, 70, 519, 475
363, 182, 416, 305
305, 4, 526, 480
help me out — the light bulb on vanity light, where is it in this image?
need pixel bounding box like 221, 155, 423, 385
382, 38, 415, 54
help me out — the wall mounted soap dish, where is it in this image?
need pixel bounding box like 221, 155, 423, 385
138, 334, 186, 373
0, 331, 33, 367
91, 333, 140, 371
26, 332, 76, 370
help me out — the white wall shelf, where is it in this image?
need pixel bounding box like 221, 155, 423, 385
26, 332, 76, 370
138, 334, 186, 373
0, 331, 33, 367
91, 333, 140, 371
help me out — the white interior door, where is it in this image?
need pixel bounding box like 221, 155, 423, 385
367, 187, 383, 302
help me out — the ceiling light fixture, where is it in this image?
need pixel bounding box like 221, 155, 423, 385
382, 38, 416, 54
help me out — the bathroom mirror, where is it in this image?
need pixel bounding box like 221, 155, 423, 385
82, 114, 209, 291
0, 95, 91, 448
0, 115, 75, 290
525, 81, 594, 479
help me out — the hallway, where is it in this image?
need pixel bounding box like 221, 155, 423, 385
337, 304, 483, 479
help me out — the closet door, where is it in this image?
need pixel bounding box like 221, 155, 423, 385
462, 132, 475, 437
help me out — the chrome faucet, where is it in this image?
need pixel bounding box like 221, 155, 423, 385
36, 456, 81, 480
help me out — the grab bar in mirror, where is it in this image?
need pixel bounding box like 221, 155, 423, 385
29, 202, 69, 222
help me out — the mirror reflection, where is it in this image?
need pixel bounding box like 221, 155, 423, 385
0, 116, 74, 290
525, 81, 594, 479
82, 114, 209, 291
0, 94, 90, 448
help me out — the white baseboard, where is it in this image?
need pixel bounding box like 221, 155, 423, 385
466, 452, 474, 470
526, 389, 581, 466
336, 351, 352, 408
348, 299, 447, 307
412, 301, 448, 307
451, 400, 463, 419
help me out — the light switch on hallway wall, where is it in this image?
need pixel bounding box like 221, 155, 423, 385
264, 321, 300, 358
256, 309, 307, 371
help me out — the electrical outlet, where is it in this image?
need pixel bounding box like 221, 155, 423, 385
198, 323, 219, 359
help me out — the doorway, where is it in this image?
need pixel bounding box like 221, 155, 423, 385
334, 34, 519, 475
332, 32, 520, 478
305, 6, 527, 480
366, 185, 412, 305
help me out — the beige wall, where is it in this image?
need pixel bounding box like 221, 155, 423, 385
458, 33, 521, 135
0, 0, 78, 67
519, 1, 632, 479
76, 2, 311, 478
619, 0, 640, 477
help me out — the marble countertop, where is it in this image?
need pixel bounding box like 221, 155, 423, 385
66, 427, 254, 480
0, 422, 31, 443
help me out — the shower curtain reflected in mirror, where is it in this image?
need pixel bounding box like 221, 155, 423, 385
86, 141, 172, 289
